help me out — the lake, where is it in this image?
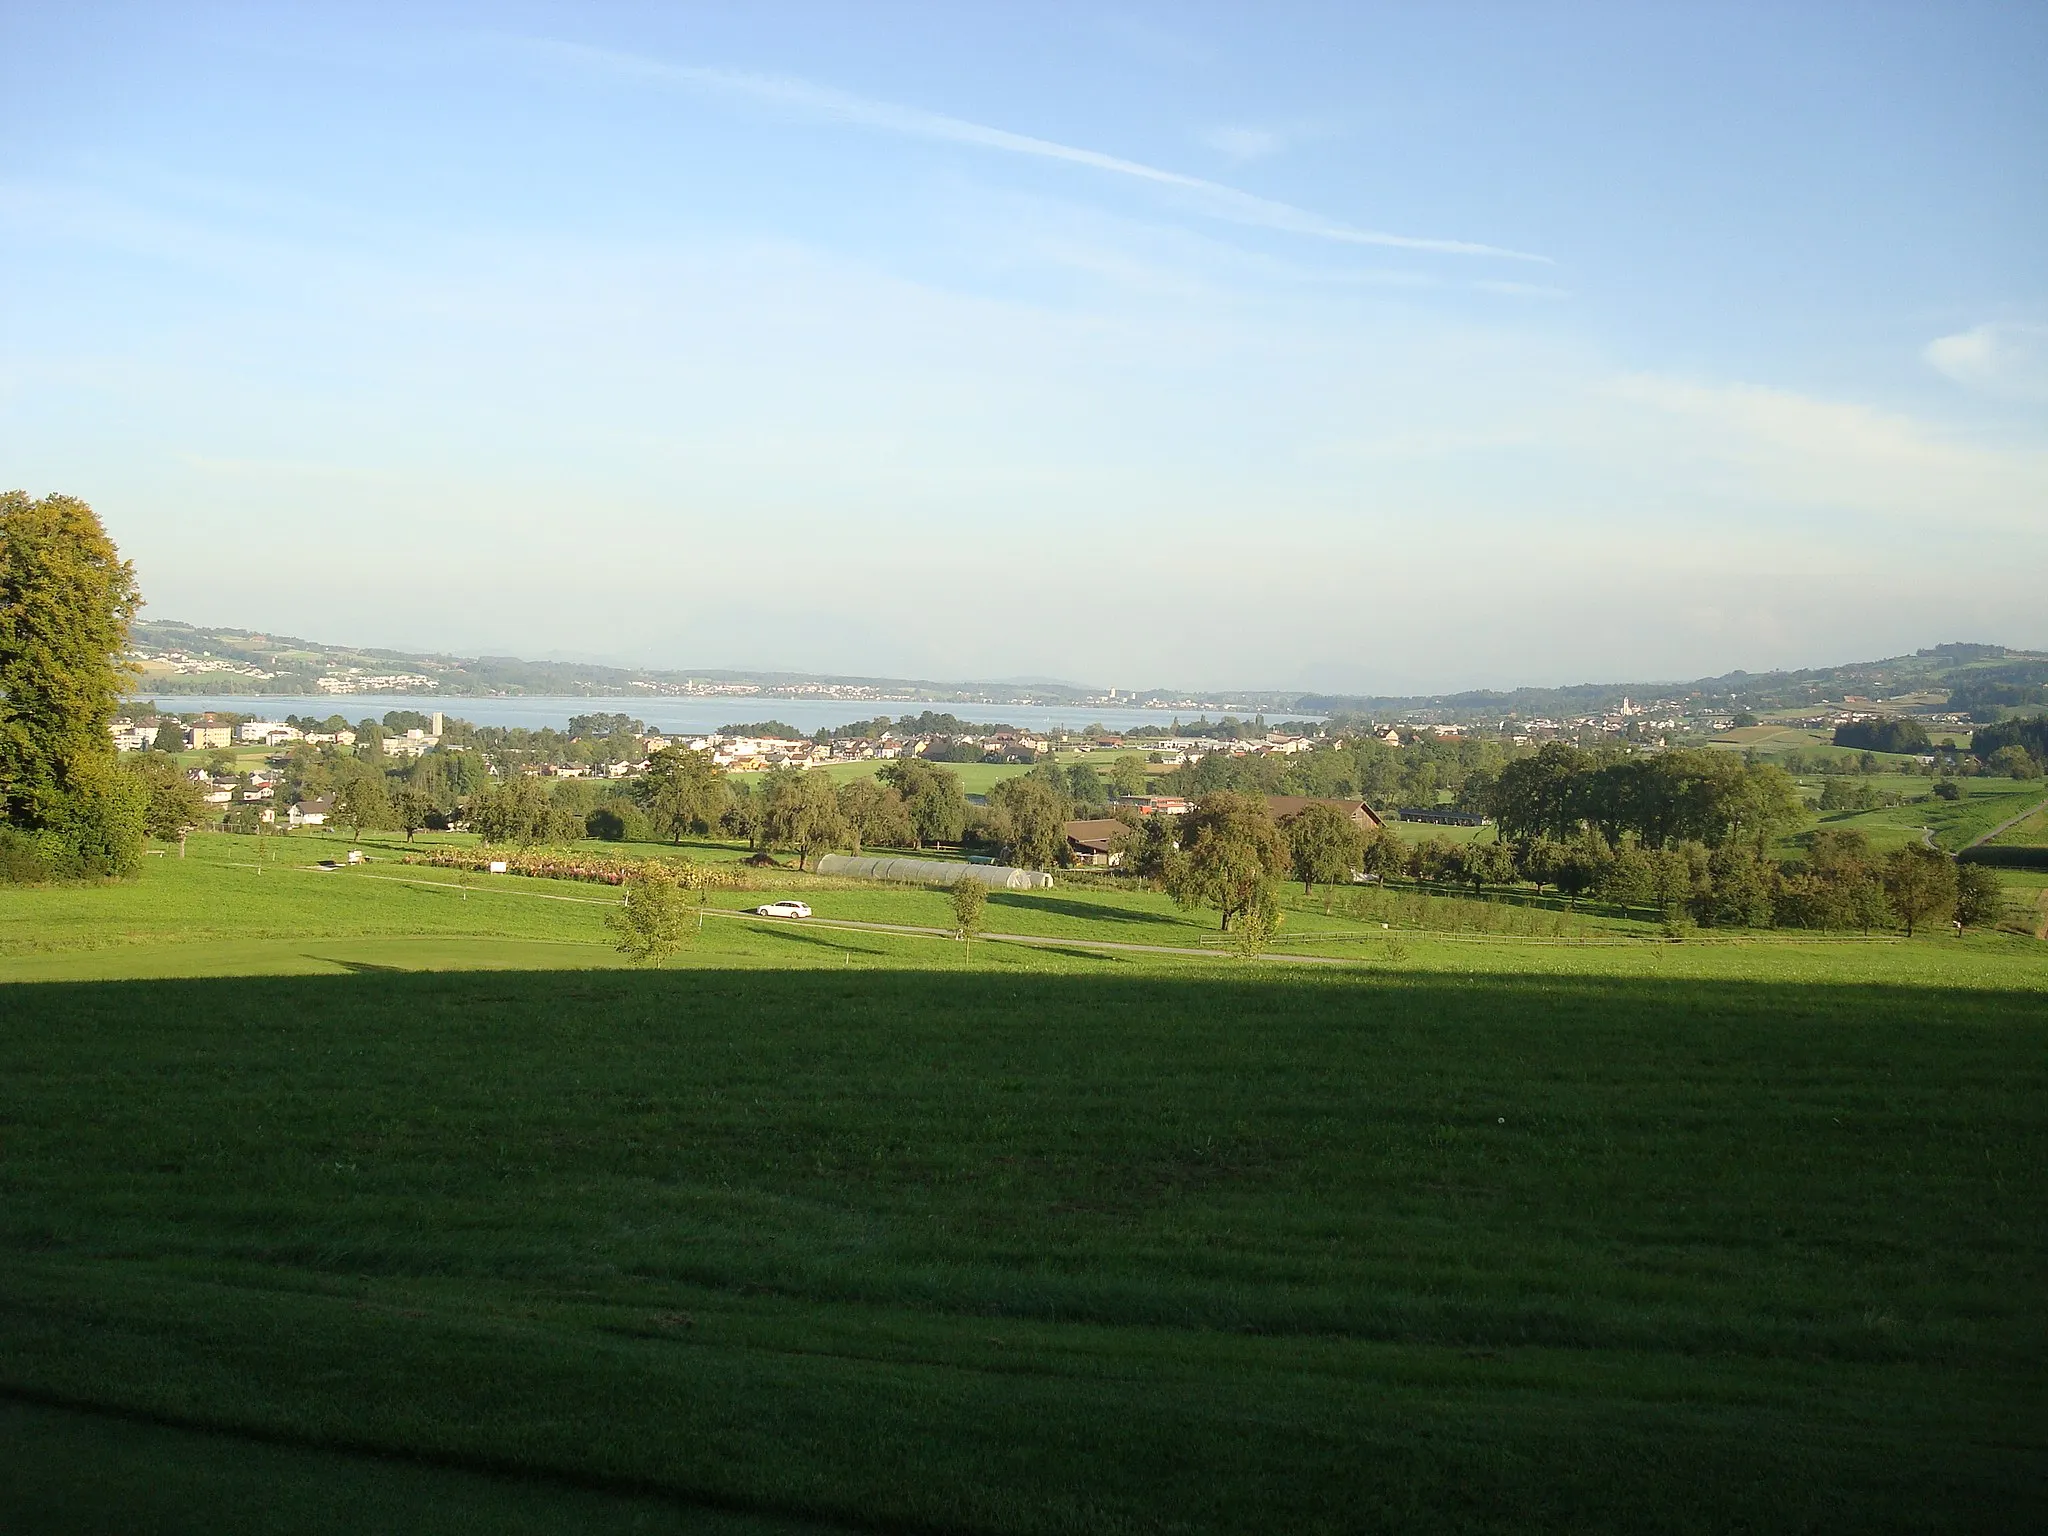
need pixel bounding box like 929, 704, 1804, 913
134, 695, 1317, 736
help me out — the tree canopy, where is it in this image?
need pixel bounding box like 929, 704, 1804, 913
877, 759, 967, 847
0, 491, 145, 874
1285, 802, 1364, 896
635, 748, 728, 843
1833, 717, 1931, 754
1166, 791, 1289, 931
984, 775, 1068, 870
1488, 746, 1800, 851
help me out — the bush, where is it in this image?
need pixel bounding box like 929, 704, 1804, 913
35, 761, 147, 877
605, 871, 694, 963
585, 802, 648, 842
0, 828, 54, 884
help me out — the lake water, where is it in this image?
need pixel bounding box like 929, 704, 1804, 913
136, 695, 1316, 736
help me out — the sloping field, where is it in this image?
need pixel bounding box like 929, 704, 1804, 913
3, 951, 2045, 1533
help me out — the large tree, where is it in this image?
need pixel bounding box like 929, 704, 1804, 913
1881, 845, 1956, 936
1285, 802, 1365, 898
877, 758, 967, 847
466, 775, 551, 845
635, 747, 728, 843
1166, 791, 1290, 930
837, 778, 913, 854
1487, 742, 1592, 842
984, 775, 1068, 870
1106, 754, 1150, 797
128, 752, 206, 840
334, 773, 391, 839
763, 769, 846, 870
0, 491, 146, 874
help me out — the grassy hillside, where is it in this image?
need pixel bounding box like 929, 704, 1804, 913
3, 838, 2044, 1532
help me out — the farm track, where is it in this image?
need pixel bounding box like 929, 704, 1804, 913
1965, 794, 2048, 849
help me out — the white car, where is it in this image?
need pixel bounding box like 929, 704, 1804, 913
754, 900, 812, 919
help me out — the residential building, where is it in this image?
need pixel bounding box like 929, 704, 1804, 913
1110, 795, 1192, 816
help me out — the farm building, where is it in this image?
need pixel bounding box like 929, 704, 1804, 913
1262, 796, 1387, 831
1398, 807, 1490, 826
1063, 819, 1129, 867
815, 854, 1053, 890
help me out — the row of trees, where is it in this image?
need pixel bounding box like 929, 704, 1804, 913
1833, 717, 1932, 754
1156, 732, 1508, 813
1486, 745, 1802, 851
1388, 826, 2003, 935
1093, 786, 2006, 941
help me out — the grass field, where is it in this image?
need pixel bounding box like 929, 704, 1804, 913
1790, 776, 2045, 853
1989, 799, 2048, 847
3, 838, 2045, 1532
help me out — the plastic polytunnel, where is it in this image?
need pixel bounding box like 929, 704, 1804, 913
814, 854, 1053, 890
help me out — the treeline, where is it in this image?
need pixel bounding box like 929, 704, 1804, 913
1391, 827, 2003, 935
1487, 744, 1802, 849
1157, 733, 1508, 812
1970, 714, 2048, 768
817, 711, 1017, 741
1833, 718, 1931, 753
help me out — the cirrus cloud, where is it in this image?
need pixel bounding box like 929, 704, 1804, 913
1923, 322, 2048, 401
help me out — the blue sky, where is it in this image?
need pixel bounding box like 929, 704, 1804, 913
3, 2, 2043, 691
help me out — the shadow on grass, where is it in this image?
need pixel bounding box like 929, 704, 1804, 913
749, 925, 893, 959
2, 966, 2044, 1536
989, 891, 1193, 928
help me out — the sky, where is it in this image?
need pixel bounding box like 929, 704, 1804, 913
2, 2, 2044, 693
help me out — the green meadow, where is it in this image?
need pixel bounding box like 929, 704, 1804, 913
3, 834, 2045, 1532
1788, 775, 2046, 853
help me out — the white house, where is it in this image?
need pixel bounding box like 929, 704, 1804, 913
288, 798, 332, 829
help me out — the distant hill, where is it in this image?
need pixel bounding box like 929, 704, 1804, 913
1297, 643, 2048, 722
125, 620, 2045, 722
125, 620, 1111, 706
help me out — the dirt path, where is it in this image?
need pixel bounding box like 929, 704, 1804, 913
1965, 795, 2048, 850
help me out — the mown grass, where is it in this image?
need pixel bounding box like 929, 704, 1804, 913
3, 837, 2045, 1530
1792, 776, 2044, 852
1989, 799, 2048, 847
7, 833, 2044, 986
1, 960, 2043, 1532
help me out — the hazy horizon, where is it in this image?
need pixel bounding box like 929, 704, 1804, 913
6, 3, 2045, 692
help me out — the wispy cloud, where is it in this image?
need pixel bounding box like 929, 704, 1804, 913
501, 37, 1547, 263
1924, 322, 2048, 402
1201, 125, 1287, 165
1609, 374, 2048, 529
